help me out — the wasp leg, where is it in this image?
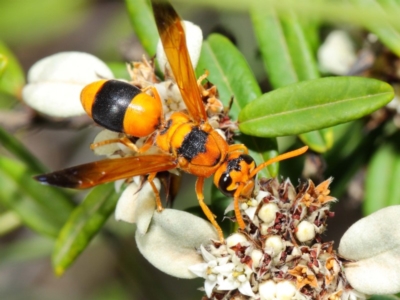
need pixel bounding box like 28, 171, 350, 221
90, 136, 139, 152
233, 184, 246, 229
227, 144, 249, 154
148, 172, 163, 212
195, 177, 224, 242
249, 146, 309, 178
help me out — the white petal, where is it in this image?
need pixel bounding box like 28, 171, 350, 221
114, 182, 140, 223
214, 263, 235, 275
224, 201, 234, 214
204, 278, 218, 297
217, 278, 237, 291
200, 244, 216, 262
339, 205, 400, 294
244, 206, 257, 221
188, 263, 208, 278
238, 280, 255, 297
23, 51, 114, 117
157, 21, 202, 74
135, 208, 218, 278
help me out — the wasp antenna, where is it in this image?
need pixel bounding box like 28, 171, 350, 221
250, 146, 309, 178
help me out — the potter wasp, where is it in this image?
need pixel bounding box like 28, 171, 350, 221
35, 1, 308, 241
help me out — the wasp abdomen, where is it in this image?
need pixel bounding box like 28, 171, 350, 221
81, 80, 162, 137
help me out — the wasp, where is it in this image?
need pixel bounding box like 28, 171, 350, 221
34, 2, 308, 241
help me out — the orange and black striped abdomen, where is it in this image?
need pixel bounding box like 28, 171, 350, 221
81, 80, 162, 137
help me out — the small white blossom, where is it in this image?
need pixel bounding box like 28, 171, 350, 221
189, 245, 233, 297
218, 254, 255, 297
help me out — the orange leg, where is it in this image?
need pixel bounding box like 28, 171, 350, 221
233, 184, 246, 229
195, 177, 224, 242
90, 136, 139, 152
250, 146, 309, 178
148, 172, 163, 212
228, 144, 249, 154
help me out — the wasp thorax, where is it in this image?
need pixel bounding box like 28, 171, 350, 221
215, 154, 256, 197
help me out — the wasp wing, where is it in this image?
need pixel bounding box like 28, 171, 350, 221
34, 154, 177, 189
153, 2, 207, 123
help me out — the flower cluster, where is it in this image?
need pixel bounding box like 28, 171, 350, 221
190, 178, 366, 300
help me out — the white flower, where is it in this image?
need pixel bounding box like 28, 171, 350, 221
189, 245, 233, 297
23, 52, 114, 117
217, 254, 255, 297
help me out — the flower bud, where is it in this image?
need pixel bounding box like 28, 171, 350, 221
296, 220, 316, 242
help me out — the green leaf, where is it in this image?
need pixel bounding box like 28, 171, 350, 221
364, 143, 400, 215
196, 34, 278, 177
299, 128, 333, 153
350, 0, 400, 57
239, 77, 394, 137
0, 41, 25, 99
0, 156, 74, 237
0, 126, 47, 174
125, 0, 158, 56
53, 183, 121, 276
251, 5, 319, 89
251, 5, 331, 152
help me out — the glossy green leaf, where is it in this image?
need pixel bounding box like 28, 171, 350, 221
196, 34, 278, 177
0, 42, 25, 99
251, 5, 319, 88
125, 0, 158, 56
299, 128, 333, 153
239, 77, 394, 137
0, 126, 47, 174
350, 0, 400, 57
0, 156, 74, 237
364, 143, 400, 215
53, 183, 121, 276
251, 5, 331, 152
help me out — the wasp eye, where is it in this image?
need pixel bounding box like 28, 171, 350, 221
218, 172, 235, 197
